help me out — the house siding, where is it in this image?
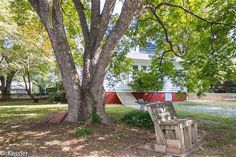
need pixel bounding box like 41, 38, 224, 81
105, 92, 122, 104
172, 93, 187, 101
105, 92, 187, 104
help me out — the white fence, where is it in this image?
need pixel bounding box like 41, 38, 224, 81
188, 93, 236, 101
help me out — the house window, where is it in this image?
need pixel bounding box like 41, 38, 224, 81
132, 65, 138, 70
141, 66, 147, 70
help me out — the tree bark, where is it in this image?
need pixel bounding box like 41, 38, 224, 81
22, 73, 36, 102
0, 71, 15, 101
91, 84, 111, 124
80, 82, 111, 124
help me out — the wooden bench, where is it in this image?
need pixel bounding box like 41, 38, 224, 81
139, 102, 205, 156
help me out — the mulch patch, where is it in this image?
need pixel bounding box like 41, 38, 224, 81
0, 121, 234, 157
0, 122, 160, 157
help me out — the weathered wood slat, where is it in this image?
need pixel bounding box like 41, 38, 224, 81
148, 105, 167, 145
167, 139, 181, 149
40, 113, 55, 124
188, 124, 192, 148
192, 123, 198, 144
138, 143, 167, 154
39, 112, 68, 124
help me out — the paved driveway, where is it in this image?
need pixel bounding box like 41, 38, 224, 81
175, 101, 236, 117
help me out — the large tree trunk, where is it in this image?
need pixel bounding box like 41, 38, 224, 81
29, 0, 86, 122
81, 82, 111, 124
28, 0, 142, 124
0, 71, 15, 101
50, 31, 83, 122
49, 8, 87, 122
82, 0, 142, 124
92, 85, 111, 124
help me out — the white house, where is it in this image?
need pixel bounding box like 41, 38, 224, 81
104, 43, 187, 104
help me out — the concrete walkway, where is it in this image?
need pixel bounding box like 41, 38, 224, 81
124, 101, 236, 117
175, 105, 236, 117
116, 92, 139, 107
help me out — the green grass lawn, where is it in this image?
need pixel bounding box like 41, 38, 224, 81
0, 100, 67, 125
106, 105, 136, 123
1, 100, 236, 128
0, 101, 136, 125
1, 100, 236, 155
175, 101, 236, 108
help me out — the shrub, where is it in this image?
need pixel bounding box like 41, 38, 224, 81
121, 110, 153, 128
75, 126, 92, 138
176, 92, 186, 99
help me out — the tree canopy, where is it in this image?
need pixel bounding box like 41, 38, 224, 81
129, 0, 236, 95
1, 0, 236, 122
0, 0, 54, 100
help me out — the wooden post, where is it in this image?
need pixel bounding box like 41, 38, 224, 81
188, 123, 192, 148
191, 123, 198, 144
179, 124, 185, 152
147, 106, 167, 145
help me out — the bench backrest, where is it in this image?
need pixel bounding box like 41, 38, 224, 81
147, 101, 176, 123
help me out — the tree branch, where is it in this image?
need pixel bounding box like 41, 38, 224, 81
88, 0, 117, 78
163, 2, 214, 24
147, 2, 232, 27
5, 70, 15, 93
22, 75, 28, 94
145, 1, 228, 58
73, 0, 91, 88
28, 0, 51, 29
92, 0, 116, 52
82, 0, 116, 88
159, 50, 172, 68
90, 0, 100, 42
73, 0, 90, 47
26, 68, 31, 93
0, 56, 4, 63
0, 76, 5, 90
92, 0, 143, 85
147, 6, 182, 57
28, 0, 40, 15
157, 49, 173, 81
